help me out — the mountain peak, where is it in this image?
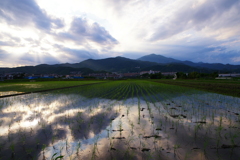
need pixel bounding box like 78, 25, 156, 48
115, 56, 126, 59
150, 53, 157, 56
138, 54, 180, 64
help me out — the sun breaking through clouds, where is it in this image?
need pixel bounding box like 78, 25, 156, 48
0, 0, 240, 67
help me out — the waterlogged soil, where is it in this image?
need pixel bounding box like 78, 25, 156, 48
1, 81, 240, 160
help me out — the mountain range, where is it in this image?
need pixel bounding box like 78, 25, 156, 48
1, 54, 240, 75
138, 54, 240, 70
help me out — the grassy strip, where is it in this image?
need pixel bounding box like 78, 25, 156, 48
0, 82, 105, 98
153, 79, 240, 97
0, 80, 103, 93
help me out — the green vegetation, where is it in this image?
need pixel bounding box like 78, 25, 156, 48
0, 65, 96, 75
0, 80, 103, 93
154, 79, 240, 97
176, 71, 218, 79
1, 80, 240, 159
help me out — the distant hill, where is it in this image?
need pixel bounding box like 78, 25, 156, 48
142, 63, 213, 73
57, 56, 159, 72
0, 57, 159, 74
138, 54, 181, 64
0, 65, 95, 75
181, 61, 240, 71
1, 55, 240, 75
138, 54, 240, 72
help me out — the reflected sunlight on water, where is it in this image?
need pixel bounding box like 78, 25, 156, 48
1, 84, 240, 160
0, 91, 24, 96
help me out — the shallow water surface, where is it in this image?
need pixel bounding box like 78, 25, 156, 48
1, 82, 240, 160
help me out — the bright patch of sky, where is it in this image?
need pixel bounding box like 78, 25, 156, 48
0, 0, 240, 67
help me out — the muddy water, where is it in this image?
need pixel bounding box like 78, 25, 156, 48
0, 90, 240, 160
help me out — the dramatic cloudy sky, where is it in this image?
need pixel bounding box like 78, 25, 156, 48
0, 0, 240, 67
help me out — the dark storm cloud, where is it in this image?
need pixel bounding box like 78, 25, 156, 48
150, 0, 240, 41
0, 0, 64, 30
57, 18, 118, 46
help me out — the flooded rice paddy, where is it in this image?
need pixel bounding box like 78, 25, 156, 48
1, 81, 240, 160
0, 91, 24, 96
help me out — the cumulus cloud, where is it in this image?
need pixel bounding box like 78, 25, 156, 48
0, 41, 14, 47
57, 17, 118, 47
0, 33, 21, 47
149, 0, 240, 41
103, 0, 135, 13
153, 45, 240, 64
1, 0, 240, 66
0, 0, 64, 30
0, 0, 119, 67
198, 50, 240, 64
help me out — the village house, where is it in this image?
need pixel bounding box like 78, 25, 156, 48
216, 73, 240, 79
4, 72, 25, 80
122, 73, 140, 78
105, 73, 122, 79
0, 74, 4, 81
218, 73, 240, 77
89, 73, 107, 79
140, 70, 161, 75
161, 72, 177, 76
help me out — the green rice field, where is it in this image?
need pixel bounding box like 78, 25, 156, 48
1, 80, 240, 160
0, 80, 102, 96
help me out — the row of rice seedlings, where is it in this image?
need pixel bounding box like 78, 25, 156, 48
1, 80, 240, 159
134, 82, 220, 159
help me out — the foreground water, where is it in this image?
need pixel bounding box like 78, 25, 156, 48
1, 81, 240, 160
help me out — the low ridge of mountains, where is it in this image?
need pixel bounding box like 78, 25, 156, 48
1, 54, 240, 74
138, 54, 240, 71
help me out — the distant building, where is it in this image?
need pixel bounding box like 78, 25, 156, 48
161, 72, 177, 76
94, 72, 121, 78
5, 74, 14, 80
25, 76, 41, 80
123, 73, 140, 77
70, 71, 82, 77
0, 74, 4, 81
25, 74, 59, 79
218, 73, 240, 77
215, 77, 232, 79
89, 73, 106, 77
140, 70, 160, 75
73, 77, 84, 79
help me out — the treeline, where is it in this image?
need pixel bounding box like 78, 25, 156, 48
177, 72, 218, 79
141, 73, 174, 79
147, 72, 218, 79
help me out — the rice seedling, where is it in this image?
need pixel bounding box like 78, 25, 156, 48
1, 80, 240, 159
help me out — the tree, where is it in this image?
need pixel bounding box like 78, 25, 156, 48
176, 72, 187, 79
141, 73, 150, 78
150, 73, 162, 79
188, 72, 200, 79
